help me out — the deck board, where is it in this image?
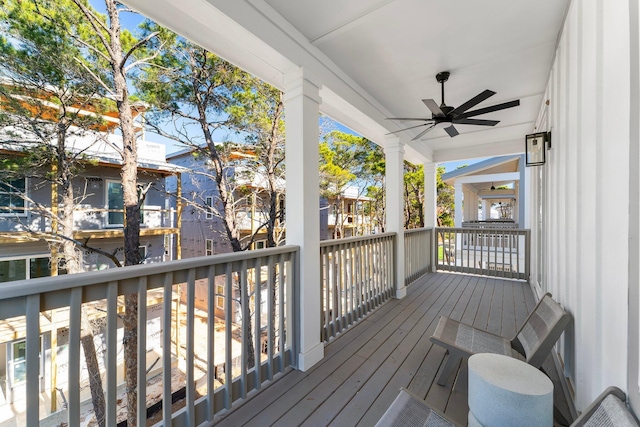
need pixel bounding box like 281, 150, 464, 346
216, 272, 552, 427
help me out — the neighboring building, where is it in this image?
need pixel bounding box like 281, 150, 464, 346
167, 145, 284, 259
168, 146, 375, 253
0, 134, 182, 280
323, 185, 374, 239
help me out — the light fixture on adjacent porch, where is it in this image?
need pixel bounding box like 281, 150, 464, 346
490, 183, 495, 191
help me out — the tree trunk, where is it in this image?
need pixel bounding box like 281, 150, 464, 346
104, 1, 141, 424
58, 125, 107, 426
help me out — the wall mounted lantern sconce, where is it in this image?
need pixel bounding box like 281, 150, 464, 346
525, 131, 551, 167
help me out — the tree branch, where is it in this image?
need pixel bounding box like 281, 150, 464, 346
120, 31, 159, 71
71, 0, 114, 58
74, 58, 116, 98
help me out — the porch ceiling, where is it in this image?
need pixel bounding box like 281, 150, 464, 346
122, 0, 569, 164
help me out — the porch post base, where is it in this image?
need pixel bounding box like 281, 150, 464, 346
396, 286, 407, 299
297, 342, 324, 371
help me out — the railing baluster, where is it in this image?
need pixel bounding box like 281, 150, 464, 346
323, 248, 330, 340
376, 238, 382, 305
224, 263, 233, 409
254, 256, 262, 389
163, 273, 174, 424
106, 281, 118, 426
206, 266, 215, 421
68, 288, 82, 427
286, 252, 295, 366
389, 236, 395, 295
240, 259, 248, 400
336, 244, 343, 333
278, 254, 286, 371
185, 269, 196, 426
26, 294, 40, 427
267, 255, 275, 381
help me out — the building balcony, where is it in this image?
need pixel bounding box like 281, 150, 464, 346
0, 206, 179, 244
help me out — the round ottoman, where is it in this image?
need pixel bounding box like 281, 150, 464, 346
468, 353, 553, 427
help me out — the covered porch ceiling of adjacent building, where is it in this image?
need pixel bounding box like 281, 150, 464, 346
122, 0, 570, 166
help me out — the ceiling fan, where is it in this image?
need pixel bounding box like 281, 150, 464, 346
387, 71, 520, 140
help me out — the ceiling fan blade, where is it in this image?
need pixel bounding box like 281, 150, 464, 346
444, 125, 459, 137
386, 117, 433, 121
460, 99, 520, 118
422, 99, 445, 117
385, 123, 432, 135
411, 123, 436, 141
453, 118, 500, 126
449, 90, 496, 116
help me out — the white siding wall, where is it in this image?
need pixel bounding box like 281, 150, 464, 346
531, 0, 632, 411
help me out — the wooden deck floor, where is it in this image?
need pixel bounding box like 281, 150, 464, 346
216, 272, 537, 427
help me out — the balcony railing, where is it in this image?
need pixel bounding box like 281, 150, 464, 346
435, 227, 530, 280
0, 206, 178, 233
0, 228, 446, 425
0, 246, 297, 426
319, 233, 395, 342
404, 227, 433, 285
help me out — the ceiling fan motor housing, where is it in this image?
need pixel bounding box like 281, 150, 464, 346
436, 71, 450, 83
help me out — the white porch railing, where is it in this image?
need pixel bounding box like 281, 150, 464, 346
319, 233, 395, 341
435, 227, 530, 280
404, 227, 433, 285
0, 246, 297, 426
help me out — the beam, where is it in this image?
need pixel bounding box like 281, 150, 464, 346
455, 172, 520, 184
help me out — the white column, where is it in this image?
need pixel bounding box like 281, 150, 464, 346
474, 193, 480, 220
284, 68, 323, 371
424, 162, 437, 228
482, 200, 491, 220
454, 183, 463, 227
385, 136, 406, 299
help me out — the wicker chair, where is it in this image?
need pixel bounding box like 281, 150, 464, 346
430, 292, 570, 385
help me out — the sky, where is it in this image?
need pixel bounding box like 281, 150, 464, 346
88, 1, 480, 170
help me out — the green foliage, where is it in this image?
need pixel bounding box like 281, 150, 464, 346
437, 165, 454, 226
319, 130, 383, 197
404, 162, 423, 229
136, 21, 250, 137
319, 129, 385, 235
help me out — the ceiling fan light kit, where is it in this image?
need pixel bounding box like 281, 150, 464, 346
387, 71, 521, 140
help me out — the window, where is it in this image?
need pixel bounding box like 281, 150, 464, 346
0, 178, 26, 215
107, 181, 145, 226
30, 257, 52, 279
0, 255, 55, 282
9, 337, 42, 385
216, 284, 224, 309
206, 197, 213, 219
205, 239, 213, 256
256, 240, 266, 249
11, 340, 27, 384
107, 181, 124, 225
0, 259, 26, 282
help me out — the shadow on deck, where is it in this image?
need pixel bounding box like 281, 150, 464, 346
216, 272, 570, 427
